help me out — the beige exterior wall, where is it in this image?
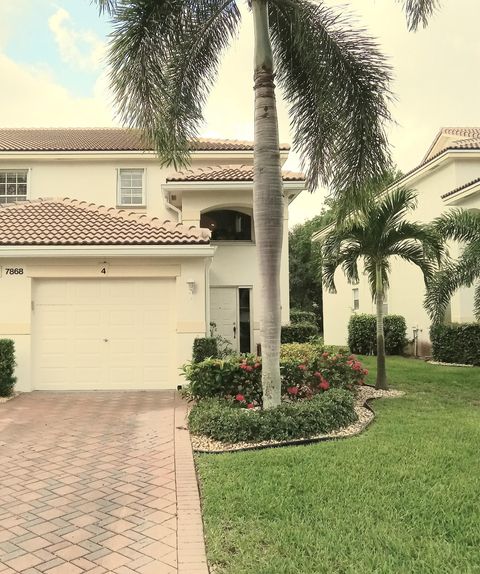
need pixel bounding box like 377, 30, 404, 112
322, 156, 480, 352
0, 255, 210, 392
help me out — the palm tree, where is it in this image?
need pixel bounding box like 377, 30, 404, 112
425, 209, 480, 324
400, 0, 441, 30
93, 0, 395, 408
322, 187, 443, 389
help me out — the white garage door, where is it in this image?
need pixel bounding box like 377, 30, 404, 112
32, 278, 176, 390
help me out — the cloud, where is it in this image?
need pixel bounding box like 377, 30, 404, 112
0, 52, 115, 127
48, 7, 105, 71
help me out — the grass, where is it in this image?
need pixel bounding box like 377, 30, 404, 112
195, 357, 480, 574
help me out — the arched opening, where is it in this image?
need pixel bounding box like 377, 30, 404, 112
200, 209, 252, 241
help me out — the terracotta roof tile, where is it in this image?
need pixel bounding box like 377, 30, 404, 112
441, 176, 480, 199
166, 164, 305, 182
0, 128, 290, 152
0, 198, 210, 246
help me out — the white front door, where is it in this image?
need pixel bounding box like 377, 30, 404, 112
210, 287, 238, 351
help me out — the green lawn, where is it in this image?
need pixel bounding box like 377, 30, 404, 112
195, 357, 480, 574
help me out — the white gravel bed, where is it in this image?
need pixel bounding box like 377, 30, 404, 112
0, 392, 20, 404
427, 360, 474, 368
191, 386, 405, 453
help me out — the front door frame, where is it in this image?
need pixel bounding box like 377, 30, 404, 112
209, 285, 253, 354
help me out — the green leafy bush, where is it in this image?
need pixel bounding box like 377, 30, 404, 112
192, 337, 219, 363
290, 309, 317, 325
0, 339, 16, 397
348, 314, 407, 355
281, 322, 318, 343
431, 323, 480, 366
188, 389, 357, 443
182, 348, 368, 406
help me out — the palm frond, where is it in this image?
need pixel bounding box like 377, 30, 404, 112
398, 0, 441, 31
474, 283, 480, 321
92, 0, 117, 15
106, 0, 241, 167
433, 209, 480, 243
268, 0, 392, 195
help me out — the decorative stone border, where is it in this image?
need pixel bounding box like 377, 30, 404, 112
427, 360, 474, 368
191, 386, 405, 454
0, 392, 21, 404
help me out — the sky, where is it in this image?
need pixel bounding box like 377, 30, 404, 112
1, 0, 479, 226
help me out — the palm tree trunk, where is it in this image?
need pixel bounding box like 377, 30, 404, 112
375, 263, 388, 390
252, 0, 283, 409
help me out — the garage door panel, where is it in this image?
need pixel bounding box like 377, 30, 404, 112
32, 278, 176, 390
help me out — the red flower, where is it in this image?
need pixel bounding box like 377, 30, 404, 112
319, 381, 330, 391
287, 386, 299, 395
254, 362, 261, 369
313, 371, 322, 378
245, 365, 253, 372
298, 364, 307, 371
247, 403, 254, 409
363, 369, 369, 375
322, 352, 329, 358
235, 394, 245, 402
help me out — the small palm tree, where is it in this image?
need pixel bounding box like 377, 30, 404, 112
322, 188, 443, 389
93, 0, 395, 407
425, 209, 480, 324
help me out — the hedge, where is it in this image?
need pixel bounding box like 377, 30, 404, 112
290, 309, 317, 325
188, 389, 357, 443
431, 323, 480, 366
192, 337, 219, 363
281, 321, 318, 344
0, 339, 16, 397
348, 314, 407, 355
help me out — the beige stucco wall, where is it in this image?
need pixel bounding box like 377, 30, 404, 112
0, 256, 210, 391
322, 157, 480, 352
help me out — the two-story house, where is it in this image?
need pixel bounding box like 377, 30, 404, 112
317, 127, 480, 355
0, 128, 305, 392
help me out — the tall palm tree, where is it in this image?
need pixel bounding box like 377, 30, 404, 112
425, 209, 480, 324
322, 188, 443, 389
93, 0, 395, 408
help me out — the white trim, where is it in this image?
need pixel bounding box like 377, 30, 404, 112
443, 181, 480, 204
0, 245, 216, 258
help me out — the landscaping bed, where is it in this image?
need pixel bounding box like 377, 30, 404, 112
191, 385, 404, 453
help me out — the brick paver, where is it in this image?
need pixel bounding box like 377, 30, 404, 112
0, 392, 208, 573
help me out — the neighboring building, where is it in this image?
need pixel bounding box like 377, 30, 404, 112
0, 128, 304, 391
316, 127, 480, 354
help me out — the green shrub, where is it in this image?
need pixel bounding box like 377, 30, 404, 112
188, 389, 357, 443
192, 337, 219, 363
348, 314, 407, 355
431, 323, 480, 366
280, 343, 323, 363
281, 322, 318, 344
0, 339, 16, 397
182, 349, 368, 406
290, 309, 317, 325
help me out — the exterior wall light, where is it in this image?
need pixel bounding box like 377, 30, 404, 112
187, 279, 196, 294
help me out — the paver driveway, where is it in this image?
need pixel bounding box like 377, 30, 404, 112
0, 391, 208, 574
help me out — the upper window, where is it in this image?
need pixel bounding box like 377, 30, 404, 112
118, 169, 145, 206
200, 210, 252, 241
352, 288, 360, 311
0, 170, 28, 204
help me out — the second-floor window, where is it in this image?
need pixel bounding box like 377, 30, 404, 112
0, 170, 28, 204
118, 169, 145, 206
200, 209, 252, 241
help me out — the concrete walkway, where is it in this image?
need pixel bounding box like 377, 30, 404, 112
0, 391, 208, 574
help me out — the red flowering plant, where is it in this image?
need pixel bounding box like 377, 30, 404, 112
225, 355, 263, 408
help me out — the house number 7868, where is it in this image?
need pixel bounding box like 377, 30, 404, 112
5, 268, 24, 275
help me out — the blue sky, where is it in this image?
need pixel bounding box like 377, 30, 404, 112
3, 1, 109, 98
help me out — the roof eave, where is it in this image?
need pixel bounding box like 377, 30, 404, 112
0, 244, 216, 258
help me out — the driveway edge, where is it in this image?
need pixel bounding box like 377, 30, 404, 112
174, 394, 209, 574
